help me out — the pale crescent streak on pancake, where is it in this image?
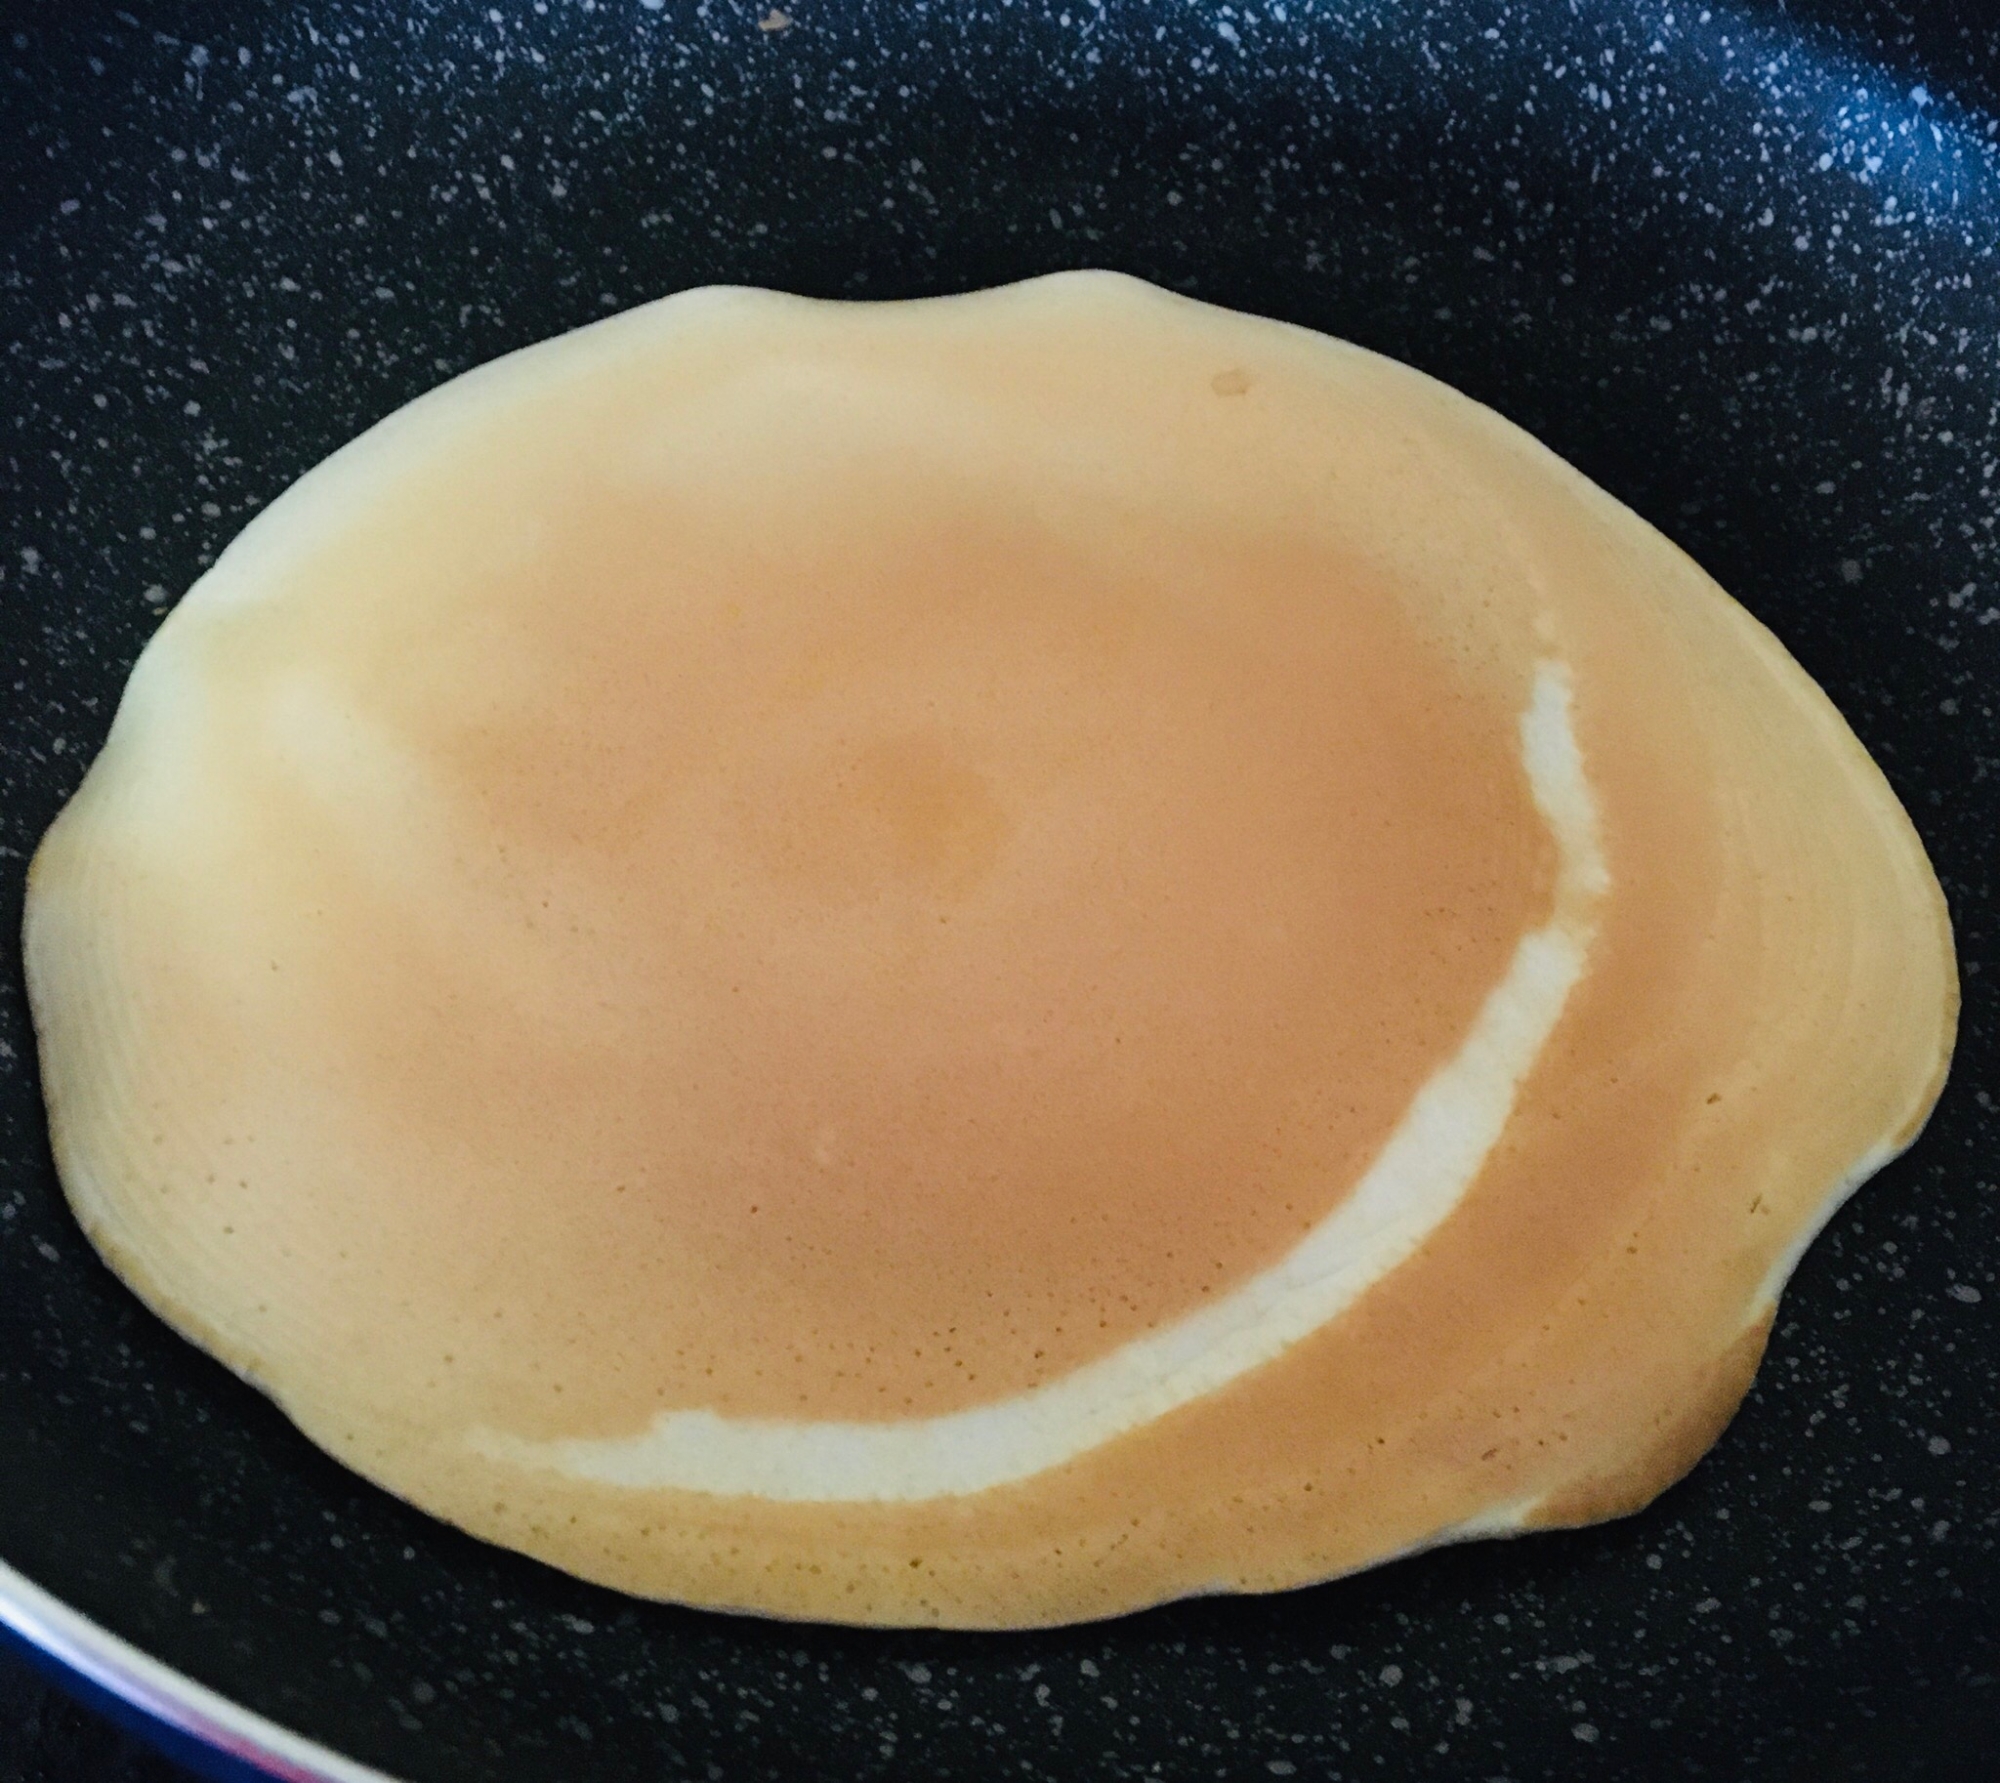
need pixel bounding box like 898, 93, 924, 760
470, 658, 1607, 1503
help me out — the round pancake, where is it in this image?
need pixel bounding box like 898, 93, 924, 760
24, 272, 1956, 1627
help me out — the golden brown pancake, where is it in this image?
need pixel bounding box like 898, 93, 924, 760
24, 272, 1955, 1627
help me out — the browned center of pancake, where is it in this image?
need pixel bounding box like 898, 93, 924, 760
178, 421, 1552, 1437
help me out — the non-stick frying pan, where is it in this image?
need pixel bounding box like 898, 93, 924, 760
3, 2, 1996, 1778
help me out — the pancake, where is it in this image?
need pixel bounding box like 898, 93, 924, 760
23, 272, 1956, 1628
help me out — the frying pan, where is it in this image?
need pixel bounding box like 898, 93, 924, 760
3, 1, 1996, 1778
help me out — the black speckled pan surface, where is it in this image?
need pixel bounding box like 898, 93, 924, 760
3, 1, 1997, 1779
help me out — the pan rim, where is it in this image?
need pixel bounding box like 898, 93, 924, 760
0, 1558, 400, 1783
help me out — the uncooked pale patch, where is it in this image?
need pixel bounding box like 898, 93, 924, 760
472, 662, 1605, 1501
25, 272, 1955, 1628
